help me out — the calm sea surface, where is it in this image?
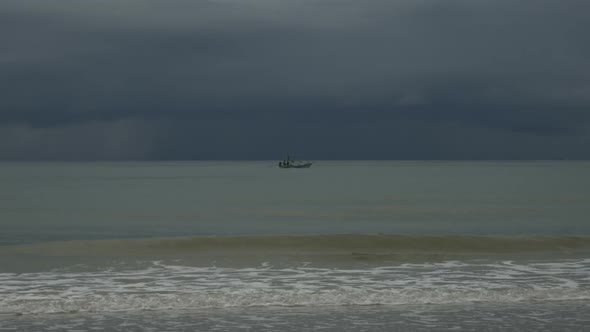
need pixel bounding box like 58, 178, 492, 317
1, 161, 589, 331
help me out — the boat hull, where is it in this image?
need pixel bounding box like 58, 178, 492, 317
278, 163, 312, 169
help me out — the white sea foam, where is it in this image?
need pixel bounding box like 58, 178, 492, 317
1, 259, 589, 315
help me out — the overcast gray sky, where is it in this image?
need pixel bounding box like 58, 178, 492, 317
1, 0, 589, 160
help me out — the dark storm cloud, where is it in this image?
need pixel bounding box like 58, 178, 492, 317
1, 0, 589, 159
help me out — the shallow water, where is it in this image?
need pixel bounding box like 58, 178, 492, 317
2, 302, 590, 331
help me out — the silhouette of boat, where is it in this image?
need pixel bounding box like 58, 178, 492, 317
278, 155, 312, 168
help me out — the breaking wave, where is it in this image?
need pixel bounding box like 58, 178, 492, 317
1, 259, 589, 315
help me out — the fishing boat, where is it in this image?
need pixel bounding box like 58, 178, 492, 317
278, 155, 312, 168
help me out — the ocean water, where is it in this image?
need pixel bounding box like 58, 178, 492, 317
1, 161, 589, 331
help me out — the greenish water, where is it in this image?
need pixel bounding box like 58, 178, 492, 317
1, 161, 589, 245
